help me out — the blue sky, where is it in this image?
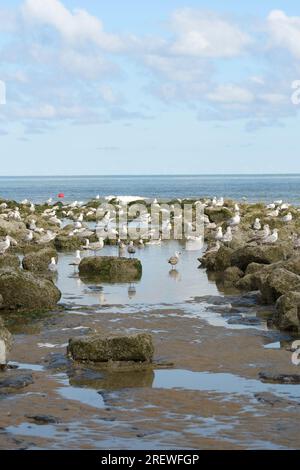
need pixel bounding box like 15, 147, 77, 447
1, 0, 300, 175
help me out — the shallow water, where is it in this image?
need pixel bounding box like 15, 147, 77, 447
57, 241, 218, 306
1, 240, 300, 450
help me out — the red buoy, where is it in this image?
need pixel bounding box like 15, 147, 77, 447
58, 193, 65, 198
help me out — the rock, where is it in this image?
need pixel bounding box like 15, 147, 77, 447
0, 254, 20, 270
274, 291, 300, 331
25, 415, 59, 425
230, 245, 291, 271
199, 251, 217, 270
227, 316, 262, 326
258, 268, 300, 304
68, 333, 154, 363
214, 246, 234, 271
0, 370, 33, 393
204, 207, 233, 224
22, 247, 58, 272
236, 273, 259, 292
79, 256, 142, 282
0, 316, 13, 365
0, 219, 27, 241
0, 268, 61, 312
223, 266, 244, 287
245, 262, 267, 275
259, 371, 300, 384
54, 235, 82, 251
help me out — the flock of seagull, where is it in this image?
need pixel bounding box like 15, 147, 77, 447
0, 195, 298, 273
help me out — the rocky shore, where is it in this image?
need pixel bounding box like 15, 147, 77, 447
199, 199, 300, 332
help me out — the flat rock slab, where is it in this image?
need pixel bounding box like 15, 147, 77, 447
79, 256, 142, 282
259, 371, 300, 384
68, 333, 153, 363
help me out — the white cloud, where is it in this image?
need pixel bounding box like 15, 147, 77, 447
99, 84, 122, 104
59, 49, 118, 79
169, 8, 251, 58
144, 54, 211, 82
22, 0, 123, 51
268, 10, 300, 58
207, 85, 254, 104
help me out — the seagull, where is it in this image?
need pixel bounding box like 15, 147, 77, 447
282, 212, 293, 223
222, 227, 233, 243
229, 211, 241, 227
0, 236, 10, 255
215, 227, 223, 241
69, 250, 81, 267
247, 224, 271, 243
48, 257, 57, 272
168, 251, 181, 269
127, 241, 136, 258
253, 218, 261, 231
262, 228, 278, 245
88, 237, 104, 255
24, 230, 33, 243
267, 209, 279, 218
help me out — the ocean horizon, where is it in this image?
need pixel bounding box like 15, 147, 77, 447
1, 173, 300, 204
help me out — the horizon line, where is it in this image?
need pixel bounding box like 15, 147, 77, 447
1, 173, 300, 178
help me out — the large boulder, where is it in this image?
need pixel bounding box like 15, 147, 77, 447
0, 254, 20, 270
214, 246, 234, 272
0, 219, 27, 241
274, 292, 300, 332
258, 268, 300, 304
204, 207, 233, 224
54, 235, 82, 251
0, 316, 13, 365
22, 247, 58, 272
79, 256, 142, 282
68, 333, 154, 363
230, 245, 291, 271
0, 268, 61, 312
223, 266, 244, 288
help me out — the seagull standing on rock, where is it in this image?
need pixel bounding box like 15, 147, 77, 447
253, 218, 261, 230
0, 236, 10, 255
215, 227, 223, 241
222, 227, 233, 243
247, 225, 270, 244
282, 212, 293, 223
262, 229, 279, 245
48, 257, 57, 272
229, 211, 241, 228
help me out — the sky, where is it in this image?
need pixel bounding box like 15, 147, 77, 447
1, 0, 300, 175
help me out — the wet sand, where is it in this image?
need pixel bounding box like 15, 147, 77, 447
1, 242, 300, 450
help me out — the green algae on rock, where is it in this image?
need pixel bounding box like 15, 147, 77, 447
79, 256, 142, 282
68, 333, 154, 363
275, 291, 300, 332
0, 268, 61, 312
22, 247, 58, 272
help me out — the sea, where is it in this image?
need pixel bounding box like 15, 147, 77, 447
1, 174, 300, 204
